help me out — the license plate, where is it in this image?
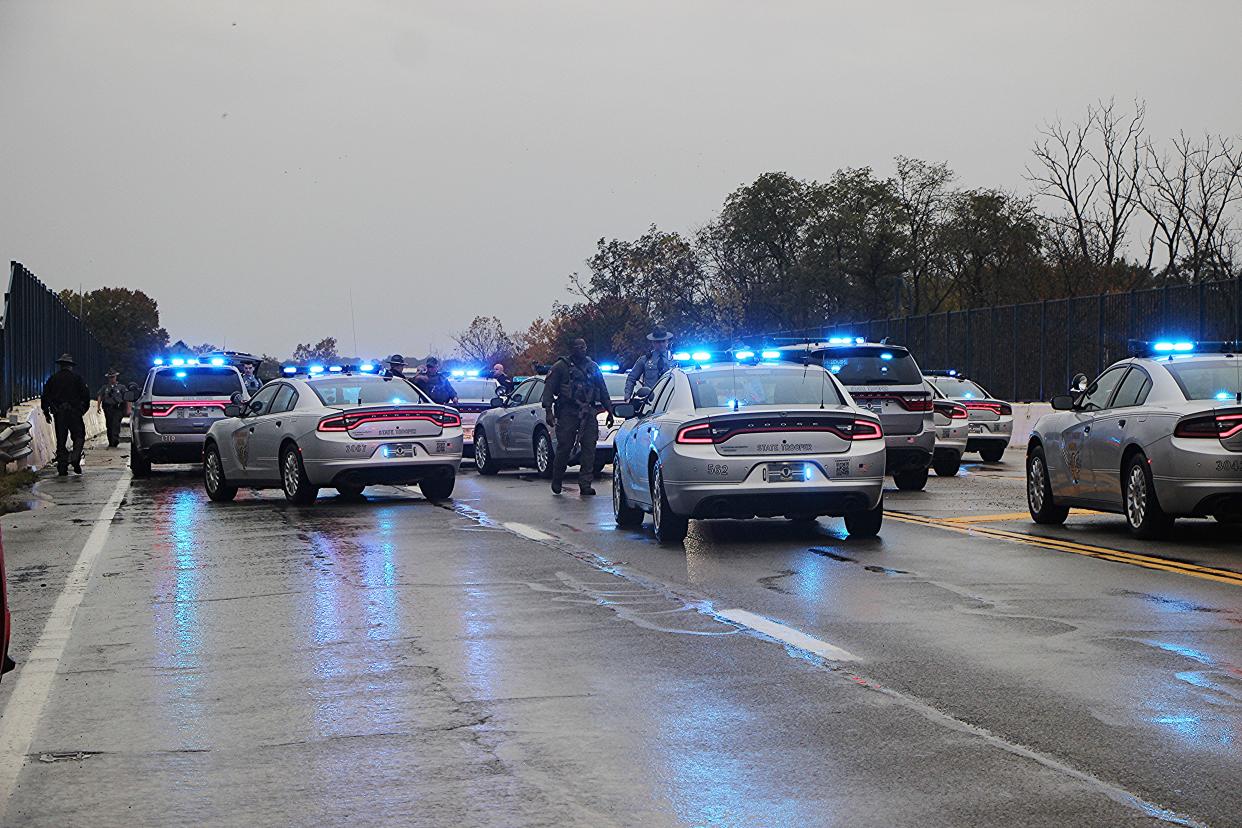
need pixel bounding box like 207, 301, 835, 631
969, 423, 983, 433
382, 443, 415, 458
863, 402, 883, 414
179, 407, 204, 418
763, 462, 810, 482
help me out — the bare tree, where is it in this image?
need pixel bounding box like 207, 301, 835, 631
453, 316, 516, 366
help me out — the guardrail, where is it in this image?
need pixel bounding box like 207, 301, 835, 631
0, 422, 32, 466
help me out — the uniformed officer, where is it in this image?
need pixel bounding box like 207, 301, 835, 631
411, 357, 458, 405
41, 353, 92, 476
381, 354, 407, 379
96, 369, 128, 448
625, 328, 674, 400
488, 362, 515, 396
542, 338, 614, 496
239, 361, 262, 394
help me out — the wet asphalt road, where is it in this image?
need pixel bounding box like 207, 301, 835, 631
0, 442, 1238, 826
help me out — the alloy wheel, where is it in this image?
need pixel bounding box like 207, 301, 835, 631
1126, 464, 1147, 527
475, 432, 488, 468
536, 434, 551, 474
205, 450, 221, 493
283, 451, 300, 497
1028, 456, 1046, 512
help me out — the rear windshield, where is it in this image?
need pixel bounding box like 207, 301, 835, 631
453, 379, 499, 401
1165, 360, 1242, 401
152, 367, 244, 397
309, 377, 430, 407
603, 374, 627, 399
688, 368, 844, 409
927, 377, 990, 399
814, 348, 923, 385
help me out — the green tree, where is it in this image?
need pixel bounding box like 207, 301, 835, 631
291, 337, 339, 364
57, 287, 169, 385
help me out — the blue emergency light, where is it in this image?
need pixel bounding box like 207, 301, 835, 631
734, 350, 755, 361
598, 363, 620, 372
1152, 341, 1194, 353
152, 357, 165, 366
210, 357, 225, 366
691, 351, 712, 363
328, 365, 343, 373
761, 350, 781, 361
308, 365, 325, 375
673, 351, 691, 361
282, 366, 297, 375
359, 363, 376, 373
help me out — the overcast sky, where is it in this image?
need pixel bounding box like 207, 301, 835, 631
3, 0, 1241, 359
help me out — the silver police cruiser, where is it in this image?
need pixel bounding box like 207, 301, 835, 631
1027, 340, 1242, 537
928, 381, 969, 477
611, 355, 886, 544
202, 366, 462, 504
924, 370, 1014, 462
773, 339, 935, 490
448, 369, 499, 458
129, 356, 249, 477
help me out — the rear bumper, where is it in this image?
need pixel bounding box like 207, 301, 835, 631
670, 476, 884, 518
304, 456, 461, 487
132, 424, 208, 464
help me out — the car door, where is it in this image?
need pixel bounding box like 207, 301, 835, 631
629, 376, 675, 498
512, 379, 546, 459
1059, 366, 1128, 502
1087, 366, 1152, 505
249, 384, 298, 478
230, 384, 280, 479
495, 379, 536, 457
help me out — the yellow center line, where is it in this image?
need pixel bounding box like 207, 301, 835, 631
883, 511, 1242, 587
942, 509, 1104, 524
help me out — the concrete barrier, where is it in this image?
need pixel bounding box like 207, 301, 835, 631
1008, 402, 1053, 449
3, 401, 106, 473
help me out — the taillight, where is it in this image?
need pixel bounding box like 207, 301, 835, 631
964, 401, 1011, 416
850, 418, 883, 440
903, 397, 933, 412
437, 410, 462, 428
950, 404, 968, 419
317, 408, 461, 432
676, 424, 715, 444
318, 414, 349, 432
1175, 413, 1242, 439
999, 402, 1013, 416
140, 402, 174, 417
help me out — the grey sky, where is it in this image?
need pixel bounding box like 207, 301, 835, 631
2, 1, 1240, 359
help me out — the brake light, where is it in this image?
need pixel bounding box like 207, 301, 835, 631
904, 397, 934, 412
950, 404, 968, 419
853, 392, 933, 412
964, 401, 1011, 416
140, 402, 174, 417
317, 408, 461, 432
851, 418, 883, 440
1175, 413, 1242, 439
676, 424, 715, 444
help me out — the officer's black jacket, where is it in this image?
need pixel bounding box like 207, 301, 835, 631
542, 356, 611, 415
41, 370, 91, 417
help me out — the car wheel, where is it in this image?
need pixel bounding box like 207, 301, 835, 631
281, 444, 319, 505
533, 429, 554, 479
844, 494, 884, 538
980, 444, 1006, 463
1123, 453, 1173, 539
650, 462, 689, 545
893, 466, 929, 491
130, 446, 151, 478
474, 428, 499, 476
420, 473, 456, 501
1026, 446, 1069, 525
203, 443, 237, 502
932, 452, 961, 477
612, 463, 644, 528
335, 484, 365, 499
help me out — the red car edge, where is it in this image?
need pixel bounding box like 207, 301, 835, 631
1, 526, 13, 680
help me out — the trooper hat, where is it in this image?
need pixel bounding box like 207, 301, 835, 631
56, 353, 75, 365
646, 328, 672, 342
424, 356, 440, 367
105, 368, 119, 377
386, 354, 406, 366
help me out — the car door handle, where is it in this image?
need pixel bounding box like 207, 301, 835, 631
275, 421, 282, 427
1084, 426, 1091, 434
1117, 419, 1126, 428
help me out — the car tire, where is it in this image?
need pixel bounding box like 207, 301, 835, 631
420, 473, 456, 502
844, 494, 884, 538
893, 466, 929, 491
1026, 446, 1069, 525
281, 444, 319, 505
130, 446, 151, 478
533, 429, 554, 479
335, 484, 365, 499
650, 462, 689, 545
932, 452, 961, 477
1123, 453, 1173, 539
612, 463, 644, 528
980, 444, 1006, 463
474, 428, 500, 476
203, 443, 237, 502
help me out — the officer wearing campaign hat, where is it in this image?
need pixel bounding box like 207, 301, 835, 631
40, 353, 92, 475
96, 368, 128, 448
381, 354, 407, 379
624, 328, 674, 400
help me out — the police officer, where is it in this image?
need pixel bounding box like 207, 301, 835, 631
488, 362, 515, 396
381, 354, 407, 379
412, 357, 458, 405
96, 369, 127, 448
542, 338, 613, 496
239, 361, 262, 394
625, 328, 674, 400
41, 353, 92, 476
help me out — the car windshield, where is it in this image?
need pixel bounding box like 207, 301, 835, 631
688, 367, 844, 409
603, 373, 627, 399
929, 377, 990, 399
151, 367, 244, 397
814, 347, 923, 385
309, 377, 430, 407
1165, 360, 1242, 402
453, 379, 499, 401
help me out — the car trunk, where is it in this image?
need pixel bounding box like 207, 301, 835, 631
847, 389, 931, 435
681, 410, 863, 457
148, 399, 231, 434
325, 406, 450, 439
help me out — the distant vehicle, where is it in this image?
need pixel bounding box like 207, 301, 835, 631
772, 340, 935, 490
202, 370, 462, 504
927, 381, 969, 477
1, 526, 12, 681
471, 367, 628, 477
924, 371, 1013, 462
129, 359, 249, 477
611, 360, 886, 543
1027, 341, 1242, 537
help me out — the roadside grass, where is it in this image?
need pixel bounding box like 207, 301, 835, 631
0, 469, 39, 513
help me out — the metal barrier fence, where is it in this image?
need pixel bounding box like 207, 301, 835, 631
753, 278, 1242, 402
1, 262, 106, 413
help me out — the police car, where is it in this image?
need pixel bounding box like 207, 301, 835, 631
924, 370, 1014, 462
129, 354, 250, 477
448, 369, 499, 458
769, 340, 936, 490
1027, 340, 1242, 537
927, 380, 969, 476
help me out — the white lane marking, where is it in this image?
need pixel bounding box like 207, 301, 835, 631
718, 608, 859, 661
0, 471, 131, 820
504, 521, 555, 542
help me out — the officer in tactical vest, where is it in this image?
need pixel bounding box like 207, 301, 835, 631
41, 353, 92, 476
96, 369, 128, 448
625, 328, 674, 400
542, 338, 614, 495
411, 356, 459, 405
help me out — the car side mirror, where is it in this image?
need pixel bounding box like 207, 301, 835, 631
613, 403, 635, 419
122, 389, 138, 403
1050, 394, 1075, 411
230, 391, 244, 405
249, 399, 265, 414
489, 396, 504, 409
224, 403, 244, 418
631, 387, 653, 403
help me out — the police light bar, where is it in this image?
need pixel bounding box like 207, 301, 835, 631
672, 352, 691, 361
359, 363, 376, 373
734, 350, 755, 361
598, 362, 620, 372
691, 351, 712, 363
1128, 339, 1239, 357
283, 365, 298, 375
761, 350, 781, 361
308, 365, 325, 375
826, 336, 866, 345
923, 369, 961, 377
